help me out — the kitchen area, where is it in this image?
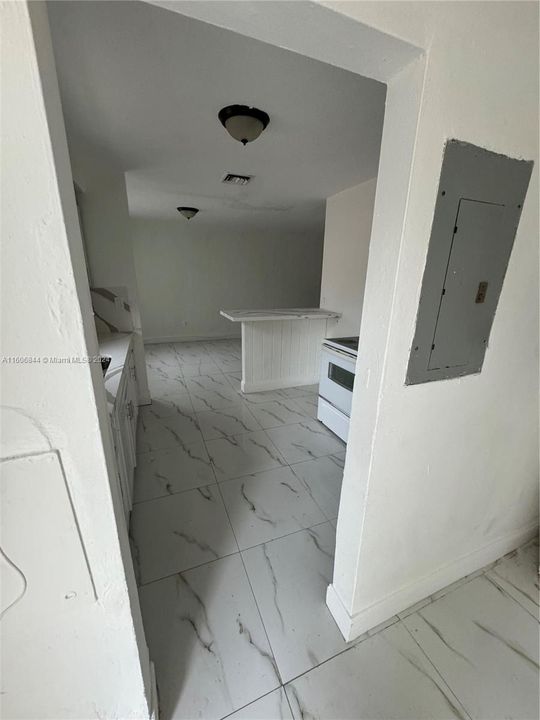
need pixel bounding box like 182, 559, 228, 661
220, 307, 358, 442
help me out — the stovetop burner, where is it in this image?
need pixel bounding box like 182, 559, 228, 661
323, 336, 359, 354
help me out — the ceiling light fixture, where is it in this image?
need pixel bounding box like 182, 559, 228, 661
177, 206, 199, 220
218, 105, 270, 146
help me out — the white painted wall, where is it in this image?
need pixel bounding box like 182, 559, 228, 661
132, 219, 324, 342
320, 178, 377, 337
325, 0, 539, 637
0, 4, 153, 717
169, 0, 539, 641
69, 150, 151, 403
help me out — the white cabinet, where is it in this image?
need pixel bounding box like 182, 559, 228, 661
111, 411, 130, 522
108, 345, 139, 523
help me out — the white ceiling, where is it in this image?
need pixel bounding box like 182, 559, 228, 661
48, 1, 386, 232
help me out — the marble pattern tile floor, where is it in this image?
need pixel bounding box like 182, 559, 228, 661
131, 341, 539, 720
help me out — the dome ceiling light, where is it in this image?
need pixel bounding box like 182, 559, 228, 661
177, 206, 199, 220
218, 105, 270, 146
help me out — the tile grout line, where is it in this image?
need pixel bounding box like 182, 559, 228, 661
137, 548, 241, 589
482, 564, 540, 621
400, 621, 474, 720
136, 515, 334, 588
396, 560, 511, 622
132, 462, 337, 518
218, 687, 287, 720
136, 519, 334, 589
283, 685, 297, 720
216, 477, 285, 693
200, 421, 289, 713
277, 616, 400, 691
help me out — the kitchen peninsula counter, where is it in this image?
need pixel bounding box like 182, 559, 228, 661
220, 307, 340, 392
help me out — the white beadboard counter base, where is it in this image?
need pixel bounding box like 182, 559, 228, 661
220, 309, 340, 393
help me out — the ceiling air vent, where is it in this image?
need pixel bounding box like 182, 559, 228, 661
222, 173, 252, 186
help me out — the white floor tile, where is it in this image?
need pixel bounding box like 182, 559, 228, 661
147, 363, 184, 384
285, 622, 470, 720
366, 614, 399, 636
139, 555, 280, 720
290, 454, 344, 520
242, 523, 351, 683
265, 422, 345, 464
173, 345, 212, 365
211, 349, 242, 362
134, 442, 216, 503
291, 396, 318, 419
137, 411, 203, 452
430, 573, 479, 602
205, 431, 286, 481
215, 357, 242, 373
223, 371, 242, 392
485, 538, 539, 619
148, 374, 189, 397
145, 344, 182, 375
185, 373, 231, 393
140, 394, 194, 421
226, 688, 293, 720
247, 400, 308, 429
242, 390, 291, 404
131, 487, 238, 583
196, 404, 261, 440
180, 361, 221, 377
403, 574, 540, 720
277, 385, 318, 399
220, 467, 326, 550
397, 596, 433, 620
190, 386, 244, 412
204, 340, 241, 352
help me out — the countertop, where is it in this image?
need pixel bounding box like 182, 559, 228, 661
220, 308, 341, 323
98, 332, 133, 409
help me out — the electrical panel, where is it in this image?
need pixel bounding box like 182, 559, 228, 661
406, 140, 533, 385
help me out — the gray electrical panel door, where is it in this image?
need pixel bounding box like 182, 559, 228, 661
428, 199, 505, 370
407, 140, 533, 385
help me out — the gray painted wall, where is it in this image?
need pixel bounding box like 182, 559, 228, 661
132, 218, 324, 342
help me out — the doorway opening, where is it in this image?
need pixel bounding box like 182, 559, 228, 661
43, 1, 424, 717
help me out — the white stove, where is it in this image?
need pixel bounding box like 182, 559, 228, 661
317, 336, 358, 442
322, 336, 359, 355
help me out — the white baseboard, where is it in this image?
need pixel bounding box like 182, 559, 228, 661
327, 521, 539, 642
326, 583, 353, 638
144, 333, 240, 345
242, 376, 319, 393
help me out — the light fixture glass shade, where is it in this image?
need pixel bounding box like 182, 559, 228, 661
177, 206, 199, 220
224, 115, 264, 145
218, 105, 270, 145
